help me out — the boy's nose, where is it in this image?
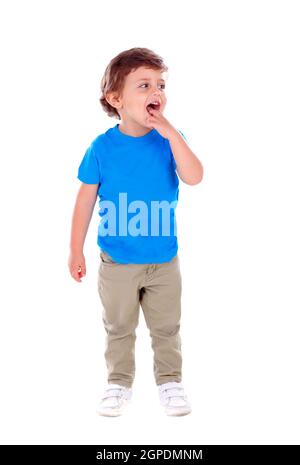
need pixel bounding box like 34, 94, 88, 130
150, 92, 164, 104
152, 90, 162, 98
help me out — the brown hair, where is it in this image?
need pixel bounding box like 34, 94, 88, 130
99, 47, 168, 120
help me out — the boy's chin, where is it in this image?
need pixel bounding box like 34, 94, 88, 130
143, 121, 154, 130
141, 117, 153, 128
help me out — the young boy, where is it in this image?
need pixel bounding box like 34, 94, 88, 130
68, 47, 203, 417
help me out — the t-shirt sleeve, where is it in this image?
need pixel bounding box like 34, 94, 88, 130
77, 144, 101, 184
170, 129, 189, 171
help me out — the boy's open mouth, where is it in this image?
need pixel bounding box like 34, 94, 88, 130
146, 102, 161, 114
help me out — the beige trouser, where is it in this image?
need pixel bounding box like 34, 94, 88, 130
97, 250, 183, 388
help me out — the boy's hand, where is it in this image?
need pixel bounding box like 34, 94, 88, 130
68, 252, 86, 282
145, 108, 176, 140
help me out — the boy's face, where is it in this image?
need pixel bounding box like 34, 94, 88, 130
107, 66, 167, 127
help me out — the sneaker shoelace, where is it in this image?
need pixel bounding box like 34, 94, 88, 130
160, 382, 187, 401
101, 385, 130, 402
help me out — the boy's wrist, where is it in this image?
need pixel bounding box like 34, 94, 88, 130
166, 127, 183, 142
70, 245, 84, 255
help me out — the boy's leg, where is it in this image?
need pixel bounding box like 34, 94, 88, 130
97, 252, 144, 389
139, 254, 182, 385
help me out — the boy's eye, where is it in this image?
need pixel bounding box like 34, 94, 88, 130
140, 84, 165, 89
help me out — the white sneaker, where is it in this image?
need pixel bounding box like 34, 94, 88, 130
158, 381, 192, 416
96, 383, 132, 417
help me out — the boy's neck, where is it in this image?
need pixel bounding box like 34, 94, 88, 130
118, 120, 153, 138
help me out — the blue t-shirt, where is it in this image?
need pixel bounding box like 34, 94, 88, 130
77, 123, 187, 264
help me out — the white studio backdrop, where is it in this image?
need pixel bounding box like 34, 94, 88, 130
0, 0, 299, 445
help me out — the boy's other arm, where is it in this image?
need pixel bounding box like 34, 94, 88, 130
68, 183, 98, 282
168, 130, 204, 185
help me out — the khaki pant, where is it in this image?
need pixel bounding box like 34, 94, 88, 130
97, 250, 183, 388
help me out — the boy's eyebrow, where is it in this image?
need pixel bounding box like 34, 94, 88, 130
135, 78, 166, 82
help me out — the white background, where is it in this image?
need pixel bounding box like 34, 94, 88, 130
0, 0, 299, 445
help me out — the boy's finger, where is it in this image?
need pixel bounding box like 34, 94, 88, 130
72, 274, 81, 282
71, 268, 82, 282
79, 266, 86, 278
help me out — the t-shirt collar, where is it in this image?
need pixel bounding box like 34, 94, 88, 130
112, 123, 158, 144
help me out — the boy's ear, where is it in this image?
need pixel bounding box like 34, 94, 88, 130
106, 92, 122, 110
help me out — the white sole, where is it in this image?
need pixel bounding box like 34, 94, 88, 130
165, 406, 192, 416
